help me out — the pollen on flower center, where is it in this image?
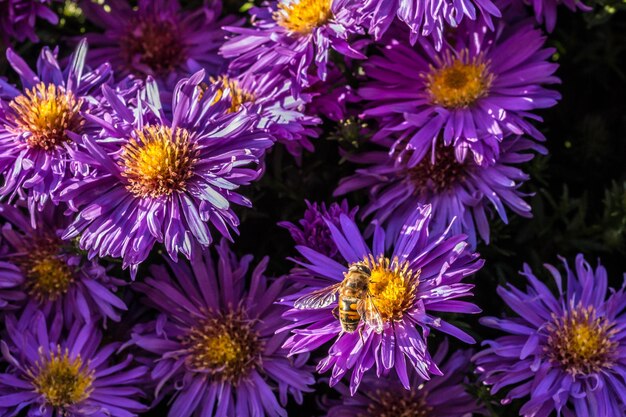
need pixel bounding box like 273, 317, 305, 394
361, 255, 420, 321
18, 239, 75, 302
546, 305, 618, 375
8, 82, 84, 151
275, 0, 333, 35
360, 389, 432, 417
183, 311, 262, 383
120, 15, 185, 75
120, 125, 199, 198
210, 75, 255, 113
407, 142, 466, 193
426, 51, 493, 108
29, 347, 95, 408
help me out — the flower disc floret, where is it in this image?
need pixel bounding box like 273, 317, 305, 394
29, 347, 95, 408
184, 311, 262, 383
546, 304, 617, 375
275, 0, 333, 35
426, 52, 493, 109
20, 240, 75, 302
8, 83, 84, 151
120, 125, 198, 198
361, 255, 419, 322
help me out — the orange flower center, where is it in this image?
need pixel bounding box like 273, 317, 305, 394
275, 0, 333, 35
119, 125, 198, 198
426, 51, 493, 108
546, 305, 617, 375
9, 83, 84, 151
182, 311, 262, 383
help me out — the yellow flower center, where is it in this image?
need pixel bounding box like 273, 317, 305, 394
275, 0, 333, 35
8, 83, 84, 151
183, 312, 262, 383
426, 51, 493, 109
407, 142, 466, 193
546, 305, 617, 375
17, 239, 75, 302
27, 256, 74, 301
120, 15, 185, 75
210, 75, 255, 113
120, 125, 198, 198
361, 255, 420, 322
360, 389, 432, 417
29, 347, 94, 408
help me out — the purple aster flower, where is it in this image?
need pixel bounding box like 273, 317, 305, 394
58, 70, 273, 275
324, 340, 483, 417
0, 310, 148, 416
0, 0, 59, 44
336, 136, 545, 248
0, 41, 113, 212
474, 254, 626, 416
222, 0, 365, 93
354, 0, 501, 50
280, 204, 484, 393
278, 199, 358, 261
211, 68, 321, 161
131, 239, 315, 417
526, 0, 591, 32
359, 18, 560, 167
80, 0, 239, 83
0, 203, 127, 323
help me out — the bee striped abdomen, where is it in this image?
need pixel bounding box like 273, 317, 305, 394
338, 295, 361, 333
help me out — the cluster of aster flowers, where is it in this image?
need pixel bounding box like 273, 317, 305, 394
0, 0, 609, 416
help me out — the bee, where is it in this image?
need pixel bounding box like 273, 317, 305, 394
294, 263, 384, 334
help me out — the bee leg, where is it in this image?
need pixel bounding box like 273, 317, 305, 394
358, 327, 364, 345
332, 306, 339, 319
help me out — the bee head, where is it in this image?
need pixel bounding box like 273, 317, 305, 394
348, 263, 371, 276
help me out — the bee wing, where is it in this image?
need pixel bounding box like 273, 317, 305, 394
357, 295, 384, 334
294, 283, 341, 310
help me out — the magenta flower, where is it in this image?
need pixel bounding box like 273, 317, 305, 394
281, 204, 483, 393
360, 18, 560, 166
0, 310, 148, 416
336, 136, 545, 247
80, 0, 239, 83
131, 240, 315, 417
475, 254, 626, 416
58, 71, 273, 275
0, 203, 127, 324
222, 0, 365, 93
0, 41, 112, 212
